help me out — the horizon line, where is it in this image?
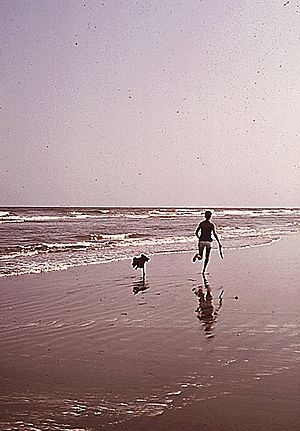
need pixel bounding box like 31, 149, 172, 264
0, 205, 299, 210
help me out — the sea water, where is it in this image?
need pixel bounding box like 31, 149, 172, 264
0, 207, 299, 277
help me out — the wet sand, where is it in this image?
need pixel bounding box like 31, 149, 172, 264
0, 234, 299, 430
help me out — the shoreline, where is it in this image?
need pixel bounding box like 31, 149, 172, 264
0, 234, 299, 430
0, 231, 292, 280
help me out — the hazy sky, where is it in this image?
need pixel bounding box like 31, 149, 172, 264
1, 0, 300, 207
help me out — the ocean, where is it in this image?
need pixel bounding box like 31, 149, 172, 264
0, 207, 299, 277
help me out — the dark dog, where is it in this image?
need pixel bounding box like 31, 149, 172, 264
132, 254, 149, 278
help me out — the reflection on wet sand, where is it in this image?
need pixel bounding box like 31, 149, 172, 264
132, 279, 150, 295
193, 275, 224, 338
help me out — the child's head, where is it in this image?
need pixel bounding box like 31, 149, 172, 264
205, 210, 212, 220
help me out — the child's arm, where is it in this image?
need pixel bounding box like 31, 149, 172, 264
213, 228, 222, 246
213, 226, 223, 259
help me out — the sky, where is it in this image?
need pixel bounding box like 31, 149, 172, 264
1, 0, 300, 207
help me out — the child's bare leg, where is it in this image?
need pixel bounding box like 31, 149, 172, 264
198, 244, 204, 260
193, 243, 203, 262
202, 247, 211, 273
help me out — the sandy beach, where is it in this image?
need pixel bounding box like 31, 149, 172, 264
0, 234, 299, 430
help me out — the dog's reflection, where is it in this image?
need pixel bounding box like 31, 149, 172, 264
132, 278, 150, 295
193, 275, 224, 338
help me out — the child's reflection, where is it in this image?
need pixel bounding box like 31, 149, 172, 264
193, 275, 224, 338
